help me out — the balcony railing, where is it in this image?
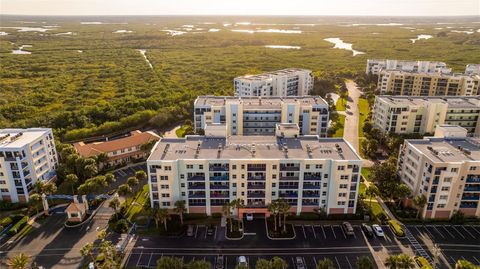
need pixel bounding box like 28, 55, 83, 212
209, 165, 229, 171
304, 175, 322, 181
210, 184, 229, 190
188, 184, 206, 190
303, 184, 321, 190
280, 176, 299, 181
303, 192, 320, 198
461, 195, 480, 201
210, 192, 229, 198
464, 186, 480, 192
466, 176, 480, 183
302, 200, 318, 206
247, 184, 265, 189
187, 175, 205, 181
210, 175, 229, 181
280, 166, 300, 171
248, 192, 266, 198
247, 166, 266, 171
189, 192, 206, 198
279, 192, 298, 198
279, 185, 298, 189
247, 175, 266, 181
459, 202, 478, 208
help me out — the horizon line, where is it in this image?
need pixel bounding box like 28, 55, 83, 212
1, 14, 479, 17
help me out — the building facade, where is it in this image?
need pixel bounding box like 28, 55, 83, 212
194, 96, 329, 137
397, 135, 480, 219
366, 59, 450, 75
147, 132, 362, 216
372, 96, 480, 136
234, 68, 313, 97
74, 130, 160, 166
0, 128, 58, 203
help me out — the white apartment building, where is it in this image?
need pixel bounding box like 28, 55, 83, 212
0, 128, 58, 203
234, 68, 313, 97
397, 134, 480, 219
372, 96, 480, 136
366, 59, 451, 75
147, 128, 362, 216
194, 96, 329, 137
376, 70, 479, 96
465, 64, 480, 75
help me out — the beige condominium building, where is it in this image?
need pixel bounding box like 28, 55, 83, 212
194, 96, 329, 137
234, 68, 313, 97
366, 59, 451, 75
372, 96, 480, 136
397, 132, 480, 219
147, 124, 362, 217
0, 128, 58, 203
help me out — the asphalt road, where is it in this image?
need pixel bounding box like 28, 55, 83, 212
343, 80, 361, 153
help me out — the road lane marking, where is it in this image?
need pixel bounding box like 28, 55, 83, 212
451, 225, 466, 239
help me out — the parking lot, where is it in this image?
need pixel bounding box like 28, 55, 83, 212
407, 224, 480, 267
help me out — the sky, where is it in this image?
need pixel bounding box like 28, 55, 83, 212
1, 0, 479, 16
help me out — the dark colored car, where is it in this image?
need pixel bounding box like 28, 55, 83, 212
362, 223, 374, 237
215, 255, 224, 269
207, 224, 215, 236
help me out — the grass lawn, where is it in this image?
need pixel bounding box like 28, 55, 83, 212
175, 125, 189, 138
336, 97, 347, 111
368, 200, 385, 218
359, 182, 366, 197
361, 167, 372, 181
125, 184, 149, 221
358, 98, 370, 137
332, 114, 346, 138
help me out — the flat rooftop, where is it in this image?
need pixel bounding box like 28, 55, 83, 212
0, 128, 50, 148
376, 95, 480, 108
380, 69, 479, 78
149, 135, 361, 161
195, 96, 328, 108
407, 137, 480, 163
235, 68, 311, 81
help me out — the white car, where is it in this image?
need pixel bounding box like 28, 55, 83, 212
238, 256, 248, 267
246, 213, 253, 221
372, 224, 385, 237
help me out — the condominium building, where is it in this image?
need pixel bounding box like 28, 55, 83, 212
372, 96, 480, 136
194, 96, 329, 137
0, 128, 58, 203
465, 64, 480, 75
397, 134, 480, 219
376, 70, 479, 96
147, 128, 362, 216
234, 68, 313, 97
366, 59, 451, 75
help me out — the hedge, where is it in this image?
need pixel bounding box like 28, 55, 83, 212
415, 257, 433, 269
8, 216, 29, 235
0, 216, 13, 227
388, 220, 405, 237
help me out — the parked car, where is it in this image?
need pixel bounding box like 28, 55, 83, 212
295, 257, 306, 269
237, 256, 248, 267
361, 223, 374, 237
372, 224, 385, 237
207, 224, 215, 236
187, 225, 194, 237
415, 256, 433, 269
342, 222, 354, 236
246, 213, 253, 221
215, 255, 225, 269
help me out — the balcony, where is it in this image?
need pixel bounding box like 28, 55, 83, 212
210, 175, 229, 181
189, 201, 207, 206
280, 176, 299, 181
188, 183, 206, 190
209, 165, 229, 171
466, 175, 480, 183
189, 192, 206, 198
304, 175, 322, 181
247, 175, 266, 181
247, 166, 266, 171
303, 183, 321, 190
279, 184, 298, 189
302, 199, 318, 206
461, 195, 480, 201
187, 175, 205, 181
279, 192, 298, 198
248, 192, 266, 198
210, 184, 229, 190
247, 183, 265, 190
280, 165, 300, 171
459, 202, 478, 209
211, 199, 230, 206
464, 186, 480, 192
246, 202, 266, 208
303, 191, 320, 198
210, 192, 229, 198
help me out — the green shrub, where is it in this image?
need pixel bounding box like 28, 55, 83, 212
184, 213, 208, 220
388, 220, 405, 237
211, 213, 222, 219
8, 216, 29, 235
415, 257, 432, 269
115, 219, 129, 233
0, 216, 13, 227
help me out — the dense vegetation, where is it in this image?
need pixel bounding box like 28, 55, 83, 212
1, 15, 479, 141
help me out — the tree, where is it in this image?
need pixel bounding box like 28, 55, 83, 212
109, 197, 120, 213
413, 195, 427, 219
384, 255, 400, 269
230, 198, 244, 232
156, 256, 184, 269
127, 176, 139, 188
396, 254, 415, 269
186, 260, 211, 269
255, 257, 288, 269
450, 210, 466, 225
455, 259, 478, 269
371, 161, 399, 200
6, 253, 30, 269
174, 200, 186, 225
96, 153, 109, 169
28, 193, 42, 214
65, 174, 79, 195
365, 185, 379, 208
267, 200, 280, 231
135, 170, 147, 181
35, 181, 57, 195
278, 199, 291, 232
394, 184, 412, 207
316, 258, 335, 269
356, 256, 374, 269
222, 202, 233, 232
118, 184, 133, 197
235, 265, 249, 269
80, 243, 94, 264
105, 173, 116, 185
154, 208, 170, 231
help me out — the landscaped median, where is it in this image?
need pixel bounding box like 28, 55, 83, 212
265, 217, 295, 240
388, 219, 405, 237
225, 219, 243, 240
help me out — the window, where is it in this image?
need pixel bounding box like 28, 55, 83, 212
160, 176, 168, 180
337, 201, 346, 206
339, 184, 348, 189
439, 195, 448, 200
181, 183, 185, 188
272, 183, 276, 187
272, 165, 277, 170
437, 204, 445, 208
323, 183, 327, 187
241, 165, 245, 170
186, 165, 193, 169
161, 193, 170, 198
164, 166, 172, 171
232, 165, 237, 170
199, 165, 203, 169
162, 202, 171, 207
306, 164, 310, 169
324, 174, 328, 178
272, 174, 276, 179
232, 175, 237, 179
161, 184, 169, 189
181, 192, 186, 196
315, 164, 322, 169
469, 166, 478, 171
233, 191, 237, 196
441, 186, 450, 191
337, 166, 345, 171
272, 192, 276, 196
180, 174, 185, 179
451, 168, 458, 173
338, 193, 347, 197
340, 175, 349, 180
0, 180, 5, 184
444, 177, 452, 183
322, 191, 327, 196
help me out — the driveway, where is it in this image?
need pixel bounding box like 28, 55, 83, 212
343, 80, 361, 152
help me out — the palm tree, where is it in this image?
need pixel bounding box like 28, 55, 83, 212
256, 259, 271, 269
186, 260, 211, 269
127, 176, 139, 188
65, 174, 79, 195
80, 243, 94, 264
356, 256, 374, 269
108, 197, 120, 213
35, 181, 57, 195
222, 202, 233, 232
455, 259, 477, 269
384, 255, 400, 269
155, 208, 170, 231
270, 257, 288, 269
394, 184, 412, 207
397, 254, 415, 269
316, 258, 335, 269
96, 153, 109, 170
157, 256, 184, 269
135, 170, 147, 181
28, 193, 42, 214
365, 185, 379, 208
174, 200, 186, 225
105, 173, 116, 185
278, 199, 291, 232
6, 253, 30, 269
267, 200, 280, 231
413, 195, 427, 219
118, 184, 133, 197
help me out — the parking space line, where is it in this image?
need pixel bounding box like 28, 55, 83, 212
334, 256, 341, 269
204, 226, 208, 239
330, 225, 336, 239
441, 225, 455, 238
414, 225, 424, 236
310, 225, 317, 239
313, 257, 318, 267
136, 251, 143, 267
449, 256, 456, 264
429, 225, 445, 239
345, 256, 353, 269
302, 257, 308, 269
194, 225, 199, 238
319, 225, 326, 239
469, 225, 480, 236
422, 225, 435, 239
302, 225, 307, 239
473, 256, 480, 264
338, 225, 346, 239
451, 225, 466, 239
148, 253, 153, 267
459, 225, 475, 239
214, 226, 218, 240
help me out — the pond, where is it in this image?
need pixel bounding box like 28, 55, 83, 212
12, 45, 32, 54
410, 34, 433, 43
324, 37, 365, 56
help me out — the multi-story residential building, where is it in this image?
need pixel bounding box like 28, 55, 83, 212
194, 96, 329, 137
376, 70, 479, 96
366, 59, 451, 75
234, 68, 313, 97
0, 128, 58, 203
372, 96, 480, 136
74, 130, 160, 166
397, 133, 480, 219
465, 64, 480, 75
147, 127, 362, 217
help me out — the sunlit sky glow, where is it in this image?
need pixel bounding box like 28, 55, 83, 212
1, 0, 479, 16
